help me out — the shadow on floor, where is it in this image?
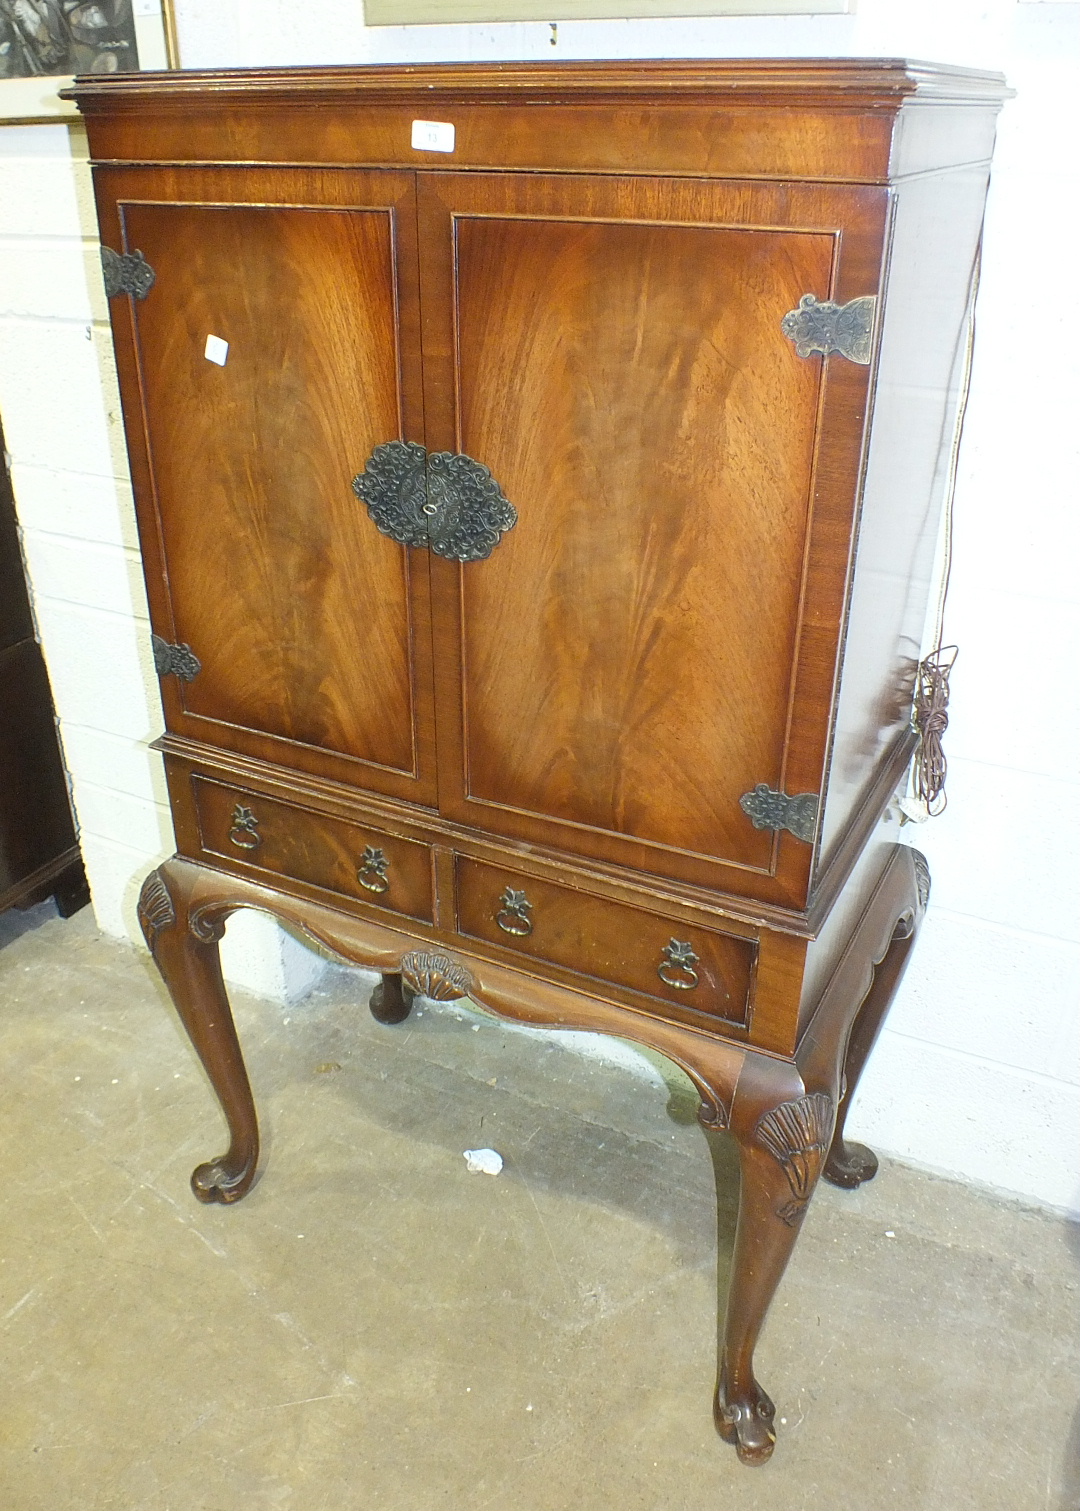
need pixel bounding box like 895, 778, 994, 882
0, 895, 60, 951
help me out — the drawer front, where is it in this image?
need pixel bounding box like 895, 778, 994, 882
455, 857, 754, 1027
192, 778, 433, 922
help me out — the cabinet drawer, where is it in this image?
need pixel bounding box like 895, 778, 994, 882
455, 857, 754, 1027
192, 778, 433, 922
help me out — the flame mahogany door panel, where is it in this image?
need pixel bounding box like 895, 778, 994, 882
417, 173, 888, 908
96, 167, 437, 807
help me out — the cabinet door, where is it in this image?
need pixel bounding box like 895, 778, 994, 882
98, 168, 436, 806
417, 173, 887, 907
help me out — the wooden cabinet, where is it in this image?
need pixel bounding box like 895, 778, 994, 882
0, 421, 89, 921
68, 59, 1008, 1466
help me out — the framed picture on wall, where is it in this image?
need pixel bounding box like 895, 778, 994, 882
365, 0, 852, 21
0, 0, 178, 122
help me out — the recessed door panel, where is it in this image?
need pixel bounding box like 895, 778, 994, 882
453, 212, 826, 866
419, 173, 887, 902
116, 179, 436, 803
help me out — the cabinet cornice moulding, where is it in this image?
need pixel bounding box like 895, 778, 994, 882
61, 57, 1012, 114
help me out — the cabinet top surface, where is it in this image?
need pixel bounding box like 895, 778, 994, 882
65, 58, 1010, 113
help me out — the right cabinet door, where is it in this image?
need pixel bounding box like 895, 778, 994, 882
418, 173, 888, 908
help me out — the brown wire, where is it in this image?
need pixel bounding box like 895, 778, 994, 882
909, 233, 982, 819
913, 645, 957, 814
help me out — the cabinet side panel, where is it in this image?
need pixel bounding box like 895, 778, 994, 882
798, 804, 902, 1038
0, 642, 79, 895
0, 432, 35, 654
0, 429, 79, 900
818, 164, 991, 866
888, 103, 1002, 180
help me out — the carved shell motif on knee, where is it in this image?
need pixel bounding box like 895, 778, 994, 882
400, 951, 473, 1001
755, 1092, 834, 1226
137, 871, 175, 947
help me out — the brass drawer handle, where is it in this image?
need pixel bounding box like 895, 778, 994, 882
357, 845, 390, 894
496, 886, 533, 937
228, 803, 261, 850
658, 938, 699, 990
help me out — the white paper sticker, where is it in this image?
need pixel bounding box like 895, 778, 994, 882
204, 334, 229, 366
411, 119, 455, 153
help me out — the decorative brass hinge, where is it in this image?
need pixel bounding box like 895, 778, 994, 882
101, 246, 156, 301
781, 294, 876, 366
352, 440, 517, 563
152, 634, 201, 681
739, 784, 819, 844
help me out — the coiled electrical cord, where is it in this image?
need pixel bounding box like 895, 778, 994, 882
909, 235, 982, 819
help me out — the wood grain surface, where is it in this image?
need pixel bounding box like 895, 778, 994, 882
455, 853, 755, 1027
67, 61, 1008, 190
192, 777, 434, 923
420, 172, 886, 904
111, 170, 437, 804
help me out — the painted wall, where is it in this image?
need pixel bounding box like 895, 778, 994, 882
0, 0, 1075, 1211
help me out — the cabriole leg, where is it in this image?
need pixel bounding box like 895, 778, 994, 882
821, 921, 914, 1189
824, 849, 929, 1190
714, 1061, 835, 1466
368, 970, 414, 1025
137, 861, 258, 1205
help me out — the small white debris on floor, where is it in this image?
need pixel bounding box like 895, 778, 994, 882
463, 1148, 503, 1175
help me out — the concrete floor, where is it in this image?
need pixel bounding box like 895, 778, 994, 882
0, 902, 1077, 1511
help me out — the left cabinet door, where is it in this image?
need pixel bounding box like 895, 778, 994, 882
96, 167, 437, 807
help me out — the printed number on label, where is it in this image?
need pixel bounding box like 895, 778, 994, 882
411, 120, 455, 153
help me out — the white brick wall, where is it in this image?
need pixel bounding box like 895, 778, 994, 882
2, 0, 1077, 1211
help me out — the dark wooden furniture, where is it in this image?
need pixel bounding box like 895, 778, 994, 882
67, 60, 1007, 1466
0, 421, 88, 921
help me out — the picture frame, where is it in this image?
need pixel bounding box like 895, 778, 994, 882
364, 0, 852, 23
0, 0, 178, 124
